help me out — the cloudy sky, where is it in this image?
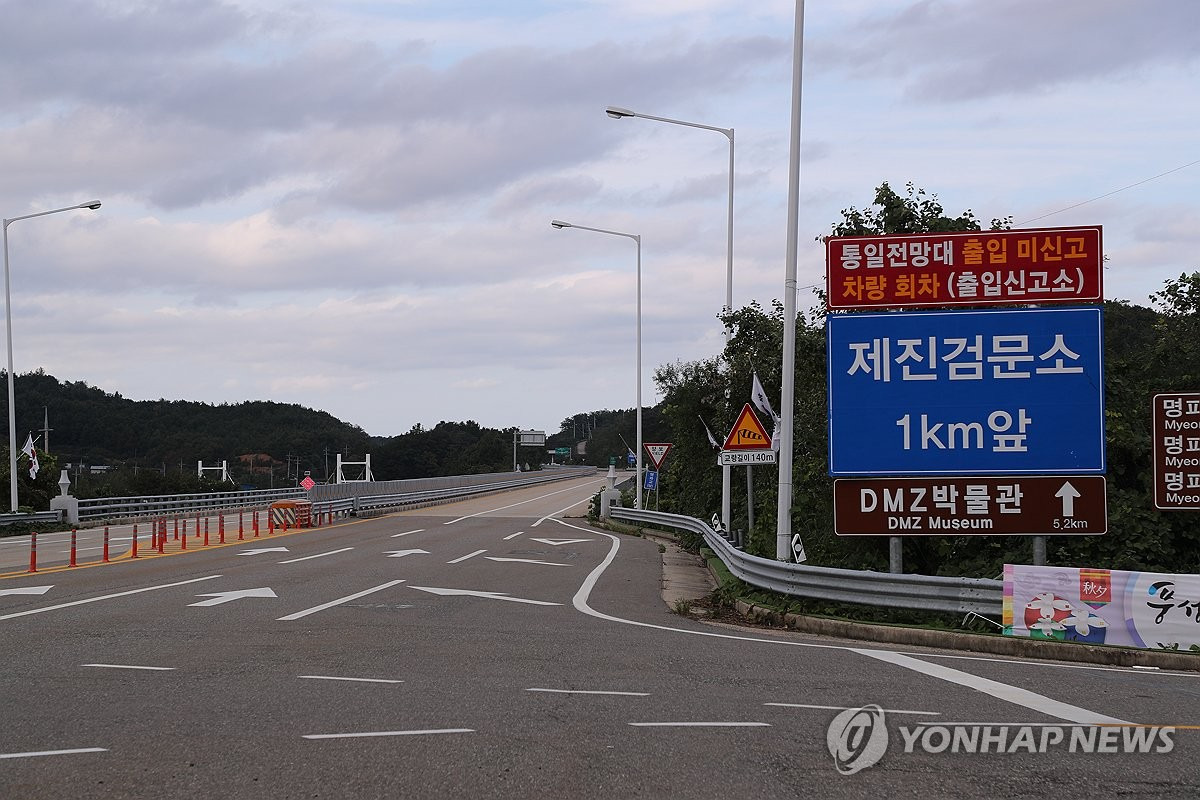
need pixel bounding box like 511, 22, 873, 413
2, 0, 1196, 439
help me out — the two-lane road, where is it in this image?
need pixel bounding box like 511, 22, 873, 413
2, 472, 1197, 798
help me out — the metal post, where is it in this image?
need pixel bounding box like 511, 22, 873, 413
1032, 536, 1047, 566
746, 465, 754, 542
776, 0, 806, 561
889, 536, 903, 574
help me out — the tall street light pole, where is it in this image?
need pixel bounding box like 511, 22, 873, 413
551, 219, 644, 509
605, 106, 736, 532
3, 200, 102, 512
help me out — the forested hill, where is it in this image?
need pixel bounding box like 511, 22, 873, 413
5, 371, 373, 475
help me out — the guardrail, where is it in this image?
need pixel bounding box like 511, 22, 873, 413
609, 506, 1002, 616
75, 467, 597, 524
0, 510, 64, 525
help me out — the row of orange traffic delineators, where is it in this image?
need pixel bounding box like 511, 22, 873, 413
27, 500, 321, 573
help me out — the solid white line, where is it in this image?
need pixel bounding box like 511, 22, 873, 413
527, 688, 649, 696
82, 663, 175, 672
277, 580, 406, 621
279, 547, 354, 564
556, 518, 1134, 728
303, 728, 473, 740
908, 650, 1200, 678
391, 529, 425, 538
851, 648, 1131, 725
534, 493, 598, 527
485, 556, 570, 567
0, 575, 224, 621
443, 480, 603, 525
0, 748, 107, 760
447, 549, 486, 564
503, 531, 524, 540
298, 675, 404, 684
764, 702, 939, 716
629, 722, 770, 728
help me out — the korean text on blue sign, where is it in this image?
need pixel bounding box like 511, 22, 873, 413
827, 307, 1105, 476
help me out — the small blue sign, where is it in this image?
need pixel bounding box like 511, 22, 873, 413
827, 307, 1105, 476
627, 452, 636, 466
644, 470, 659, 491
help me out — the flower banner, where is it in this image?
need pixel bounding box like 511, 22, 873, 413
1004, 564, 1200, 652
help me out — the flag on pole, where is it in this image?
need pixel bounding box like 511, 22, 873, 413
21, 433, 39, 479
750, 371, 778, 422
698, 416, 721, 450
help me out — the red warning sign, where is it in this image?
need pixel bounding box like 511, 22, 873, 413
722, 404, 772, 450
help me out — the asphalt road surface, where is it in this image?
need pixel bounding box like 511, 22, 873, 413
2, 472, 1197, 798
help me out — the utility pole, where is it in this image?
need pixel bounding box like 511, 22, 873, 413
40, 407, 51, 454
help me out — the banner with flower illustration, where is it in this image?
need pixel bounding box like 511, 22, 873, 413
1004, 564, 1200, 652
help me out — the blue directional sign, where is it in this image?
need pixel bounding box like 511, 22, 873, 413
644, 470, 659, 491
827, 307, 1105, 476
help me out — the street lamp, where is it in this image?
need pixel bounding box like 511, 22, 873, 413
550, 219, 644, 509
3, 200, 102, 511
606, 105, 736, 532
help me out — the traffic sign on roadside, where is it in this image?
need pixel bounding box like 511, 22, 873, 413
826, 226, 1103, 310
1152, 392, 1200, 510
644, 443, 672, 470
722, 404, 772, 450
827, 306, 1105, 476
833, 476, 1107, 535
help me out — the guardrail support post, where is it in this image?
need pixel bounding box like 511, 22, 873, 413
888, 536, 903, 573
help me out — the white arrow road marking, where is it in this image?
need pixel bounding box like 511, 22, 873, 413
384, 549, 429, 558
0, 585, 53, 597
277, 580, 406, 621
237, 547, 289, 556
485, 556, 570, 567
529, 538, 591, 546
447, 549, 486, 564
189, 588, 278, 607
0, 575, 223, 621
0, 748, 108, 760
409, 586, 560, 606
279, 548, 353, 564
1056, 481, 1081, 517
303, 729, 473, 740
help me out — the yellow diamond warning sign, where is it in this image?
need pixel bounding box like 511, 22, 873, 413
722, 404, 772, 450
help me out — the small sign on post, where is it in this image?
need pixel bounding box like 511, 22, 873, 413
719, 404, 776, 466
1153, 392, 1200, 510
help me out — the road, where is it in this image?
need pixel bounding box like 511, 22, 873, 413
1, 471, 1197, 798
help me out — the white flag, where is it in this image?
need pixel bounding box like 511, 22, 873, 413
750, 371, 779, 423
21, 434, 39, 479
698, 416, 721, 450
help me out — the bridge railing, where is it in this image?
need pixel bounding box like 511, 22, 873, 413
76, 467, 596, 524
609, 506, 1002, 616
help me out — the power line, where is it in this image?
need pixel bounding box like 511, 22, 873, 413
1017, 158, 1200, 225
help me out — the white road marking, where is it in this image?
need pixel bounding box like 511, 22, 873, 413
850, 648, 1131, 725
279, 548, 354, 564
384, 549, 429, 558
628, 722, 770, 728
277, 580, 406, 621
529, 538, 591, 546
485, 556, 570, 567
190, 588, 278, 607
0, 585, 53, 597
410, 586, 560, 606
764, 702, 939, 716
298, 675, 404, 684
907, 650, 1200, 678
82, 663, 175, 671
502, 531, 524, 540
527, 688, 649, 696
557, 518, 1135, 727
237, 547, 289, 556
303, 729, 473, 740
533, 492, 598, 526
391, 529, 425, 538
447, 549, 486, 564
0, 575, 223, 621
0, 748, 107, 760
442, 481, 601, 525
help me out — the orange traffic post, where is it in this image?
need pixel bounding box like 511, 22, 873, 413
158, 521, 166, 554
238, 512, 244, 540
102, 526, 110, 563
181, 525, 187, 550
218, 515, 225, 544
28, 531, 37, 573
253, 512, 260, 537
131, 525, 139, 559
203, 523, 209, 547
69, 528, 78, 567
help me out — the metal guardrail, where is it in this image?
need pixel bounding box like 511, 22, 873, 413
609, 506, 1003, 616
74, 467, 596, 524
0, 510, 64, 525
